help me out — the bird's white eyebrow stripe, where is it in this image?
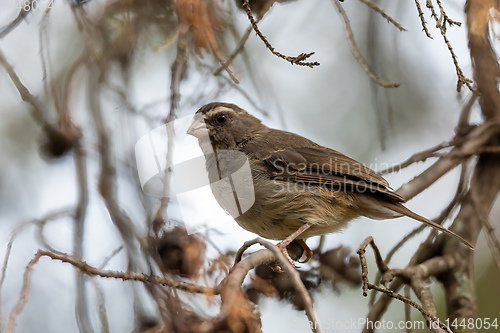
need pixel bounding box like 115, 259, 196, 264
204, 107, 238, 119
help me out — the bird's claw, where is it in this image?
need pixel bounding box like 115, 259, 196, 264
269, 264, 285, 273
296, 239, 312, 263
275, 241, 300, 270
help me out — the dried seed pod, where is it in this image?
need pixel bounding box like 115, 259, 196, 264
155, 226, 206, 278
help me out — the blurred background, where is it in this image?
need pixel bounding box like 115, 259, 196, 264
0, 0, 498, 332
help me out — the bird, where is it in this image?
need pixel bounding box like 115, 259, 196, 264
187, 102, 474, 267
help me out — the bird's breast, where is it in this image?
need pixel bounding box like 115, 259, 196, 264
231, 161, 362, 240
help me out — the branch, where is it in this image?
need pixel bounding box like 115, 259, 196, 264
438, 155, 500, 327
358, 0, 406, 32
466, 0, 500, 115
414, 0, 433, 38
424, 0, 474, 91
90, 279, 110, 333
332, 0, 400, 88
167, 23, 189, 123
228, 238, 321, 333
378, 141, 450, 175
357, 238, 453, 333
395, 121, 500, 200
87, 69, 146, 270
214, 25, 253, 76
8, 252, 42, 333
364, 235, 446, 330
243, 0, 320, 68
73, 144, 91, 332
0, 48, 52, 129
30, 250, 215, 293
0, 1, 34, 39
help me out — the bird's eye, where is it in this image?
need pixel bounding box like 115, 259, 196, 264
216, 113, 227, 124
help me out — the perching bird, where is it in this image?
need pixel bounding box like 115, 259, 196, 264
187, 102, 473, 266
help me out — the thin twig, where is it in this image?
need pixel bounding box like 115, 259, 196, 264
98, 246, 124, 270
242, 0, 319, 68
404, 285, 413, 333
228, 238, 321, 333
415, 0, 432, 38
358, 0, 406, 32
8, 252, 43, 333
167, 23, 189, 123
357, 238, 453, 333
214, 25, 253, 76
410, 278, 445, 333
369, 225, 426, 307
332, 0, 400, 88
0, 48, 52, 129
378, 141, 451, 175
482, 221, 500, 273
456, 93, 478, 136
395, 121, 500, 200
357, 237, 388, 296
0, 210, 71, 332
0, 1, 35, 39
197, 58, 268, 116
214, 0, 277, 76
1, 209, 72, 294
372, 159, 469, 300
426, 0, 474, 92
73, 143, 91, 332
34, 250, 215, 293
90, 279, 110, 333
368, 160, 469, 305
219, 72, 268, 115
470, 191, 500, 273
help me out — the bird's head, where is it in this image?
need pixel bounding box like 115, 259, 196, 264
187, 102, 262, 149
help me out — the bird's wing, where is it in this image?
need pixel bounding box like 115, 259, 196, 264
259, 146, 404, 203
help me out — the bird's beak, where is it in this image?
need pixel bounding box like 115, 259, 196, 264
187, 117, 209, 138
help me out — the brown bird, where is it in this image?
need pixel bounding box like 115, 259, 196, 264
187, 102, 473, 266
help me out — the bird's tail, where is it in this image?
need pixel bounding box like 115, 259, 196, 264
388, 203, 474, 250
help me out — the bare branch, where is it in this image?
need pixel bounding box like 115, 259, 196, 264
8, 252, 43, 333
243, 0, 320, 68
378, 141, 451, 175
0, 1, 34, 39
470, 189, 500, 273
214, 0, 277, 77
395, 121, 500, 200
87, 69, 145, 267
226, 238, 321, 333
466, 0, 500, 115
358, 238, 453, 333
415, 0, 433, 38
168, 23, 189, 123
214, 25, 253, 76
30, 250, 215, 294
426, 0, 474, 91
404, 285, 413, 333
333, 0, 400, 88
228, 238, 321, 333
0, 48, 52, 128
358, 0, 406, 32
456, 93, 478, 136
90, 279, 110, 333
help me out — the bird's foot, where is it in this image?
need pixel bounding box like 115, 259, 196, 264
267, 240, 312, 272
267, 241, 299, 273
